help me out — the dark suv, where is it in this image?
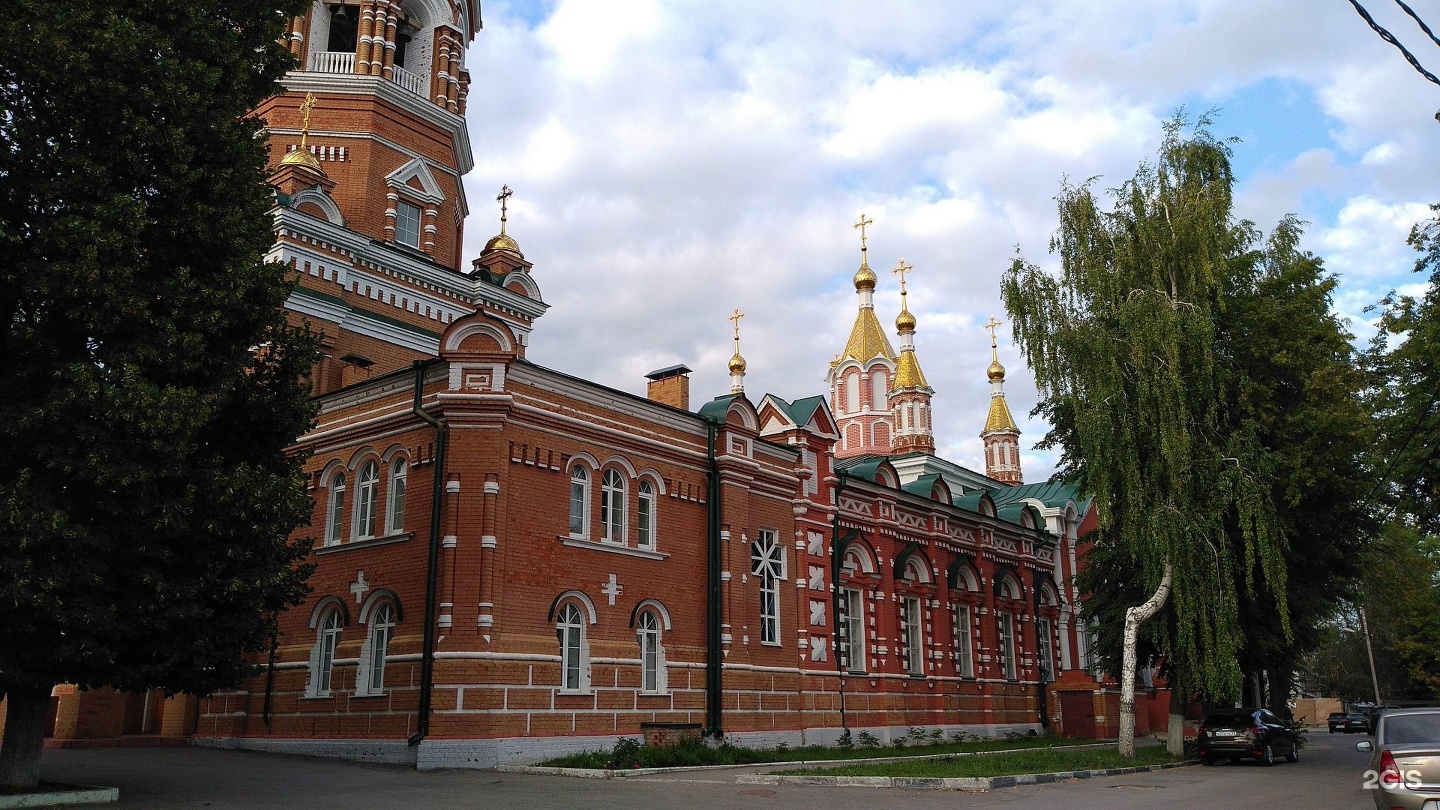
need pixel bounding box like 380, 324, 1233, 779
1198, 708, 1300, 766
1329, 711, 1349, 733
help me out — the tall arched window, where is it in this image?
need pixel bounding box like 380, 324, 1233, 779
871, 369, 887, 408
637, 610, 664, 693
386, 459, 407, 534
557, 603, 588, 692
637, 481, 657, 549
325, 472, 346, 546
354, 460, 379, 540
568, 466, 589, 538
601, 469, 626, 543
845, 371, 861, 413
751, 531, 783, 645
364, 602, 394, 694
313, 608, 343, 697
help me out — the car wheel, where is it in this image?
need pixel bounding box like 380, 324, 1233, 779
1285, 741, 1298, 763
1261, 744, 1275, 766
1202, 756, 1216, 766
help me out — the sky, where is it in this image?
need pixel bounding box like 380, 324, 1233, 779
456, 0, 1440, 483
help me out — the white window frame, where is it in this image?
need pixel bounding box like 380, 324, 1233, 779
354, 460, 379, 540
845, 371, 860, 413
841, 587, 866, 674
600, 468, 626, 544
998, 611, 1017, 681
313, 608, 343, 697
359, 602, 394, 695
636, 480, 657, 549
901, 596, 924, 676
953, 602, 974, 678
568, 466, 589, 538
557, 603, 589, 693
637, 610, 666, 694
395, 199, 422, 248
1037, 616, 1054, 682
386, 459, 406, 535
751, 530, 784, 645
325, 472, 346, 546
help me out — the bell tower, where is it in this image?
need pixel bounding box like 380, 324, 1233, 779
981, 317, 1023, 486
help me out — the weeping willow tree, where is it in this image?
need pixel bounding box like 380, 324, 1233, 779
1002, 115, 1287, 758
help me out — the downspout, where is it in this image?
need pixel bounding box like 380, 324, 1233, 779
704, 418, 723, 738
409, 360, 448, 747
262, 630, 278, 729
830, 469, 849, 732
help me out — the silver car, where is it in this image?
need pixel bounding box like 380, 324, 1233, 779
1357, 707, 1440, 809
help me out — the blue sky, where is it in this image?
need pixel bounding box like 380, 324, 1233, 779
458, 1, 1440, 483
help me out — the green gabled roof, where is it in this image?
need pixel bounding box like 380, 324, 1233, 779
698, 393, 742, 423
840, 458, 888, 484
787, 395, 826, 428
952, 491, 991, 513
902, 473, 945, 498
988, 476, 1091, 513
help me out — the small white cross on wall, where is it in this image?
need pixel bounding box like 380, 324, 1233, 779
350, 570, 370, 604
600, 573, 624, 606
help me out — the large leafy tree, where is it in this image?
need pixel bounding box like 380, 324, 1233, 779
0, 0, 315, 789
1003, 116, 1286, 757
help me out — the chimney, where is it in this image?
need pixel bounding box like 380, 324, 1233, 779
645, 364, 692, 411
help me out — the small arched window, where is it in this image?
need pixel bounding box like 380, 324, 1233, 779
637, 480, 657, 549
313, 608, 343, 697
601, 469, 626, 544
364, 602, 394, 694
568, 466, 589, 538
556, 602, 588, 692
871, 369, 887, 409
354, 460, 379, 540
637, 610, 664, 693
386, 459, 407, 534
325, 472, 346, 546
845, 371, 861, 413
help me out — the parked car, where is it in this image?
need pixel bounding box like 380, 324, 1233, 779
1357, 707, 1440, 809
1343, 712, 1373, 733
1329, 711, 1350, 733
1198, 708, 1300, 766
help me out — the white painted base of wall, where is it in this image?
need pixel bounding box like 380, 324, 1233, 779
193, 736, 417, 765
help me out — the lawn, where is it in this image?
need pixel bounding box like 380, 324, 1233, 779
540, 731, 1102, 770
774, 745, 1180, 778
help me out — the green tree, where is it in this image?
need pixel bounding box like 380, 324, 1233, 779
1003, 115, 1286, 757
0, 0, 315, 789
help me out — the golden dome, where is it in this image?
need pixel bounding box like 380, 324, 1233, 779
896, 307, 916, 332
988, 357, 1006, 382
483, 232, 523, 257
984, 395, 1019, 433
729, 351, 747, 374
853, 255, 877, 291
279, 147, 325, 176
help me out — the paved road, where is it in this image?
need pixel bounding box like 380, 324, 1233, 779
40, 731, 1376, 809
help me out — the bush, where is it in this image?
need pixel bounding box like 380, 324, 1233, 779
837, 729, 854, 750
907, 726, 928, 744
608, 737, 643, 770
857, 731, 880, 748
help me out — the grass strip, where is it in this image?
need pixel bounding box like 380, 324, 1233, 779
775, 745, 1179, 778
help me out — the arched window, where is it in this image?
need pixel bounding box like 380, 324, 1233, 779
997, 610, 1017, 680
386, 459, 407, 534
556, 602, 588, 692
840, 587, 866, 674
845, 371, 861, 413
637, 480, 657, 549
900, 596, 923, 676
953, 601, 974, 678
363, 602, 395, 694
568, 466, 589, 538
637, 610, 665, 693
354, 460, 379, 540
871, 369, 887, 408
325, 472, 346, 546
312, 608, 343, 697
601, 469, 626, 543
751, 530, 784, 645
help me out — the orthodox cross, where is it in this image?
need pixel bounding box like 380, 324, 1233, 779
853, 212, 874, 251
298, 93, 318, 151
350, 570, 370, 604
496, 185, 512, 234
984, 315, 1004, 348
601, 573, 624, 606
892, 258, 913, 293
729, 308, 744, 351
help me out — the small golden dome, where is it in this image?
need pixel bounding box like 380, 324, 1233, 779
483, 232, 523, 257
729, 351, 747, 374
896, 308, 916, 332
988, 357, 1006, 382
853, 255, 877, 291
279, 147, 325, 176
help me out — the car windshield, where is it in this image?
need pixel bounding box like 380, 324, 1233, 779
1385, 714, 1440, 745
1204, 713, 1254, 727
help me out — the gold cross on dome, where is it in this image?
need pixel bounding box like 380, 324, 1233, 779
853, 213, 873, 250
985, 315, 1004, 346
892, 258, 913, 292
496, 185, 512, 234
729, 308, 744, 342
298, 93, 318, 150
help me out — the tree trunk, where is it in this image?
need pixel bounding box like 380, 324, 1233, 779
1167, 676, 1186, 757
1120, 563, 1172, 759
1267, 662, 1292, 721
0, 684, 51, 790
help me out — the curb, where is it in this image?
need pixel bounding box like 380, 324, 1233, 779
735, 759, 1201, 791
0, 785, 119, 808
498, 742, 1117, 780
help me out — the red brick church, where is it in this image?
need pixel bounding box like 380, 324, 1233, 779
25, 0, 1116, 766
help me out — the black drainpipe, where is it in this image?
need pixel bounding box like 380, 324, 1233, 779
830, 469, 849, 732
704, 419, 723, 738
408, 360, 447, 747
262, 630, 278, 729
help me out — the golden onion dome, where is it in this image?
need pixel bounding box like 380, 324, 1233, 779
896, 307, 916, 332
483, 232, 523, 256
279, 147, 325, 176
728, 351, 747, 374
988, 357, 1006, 382
853, 256, 877, 291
